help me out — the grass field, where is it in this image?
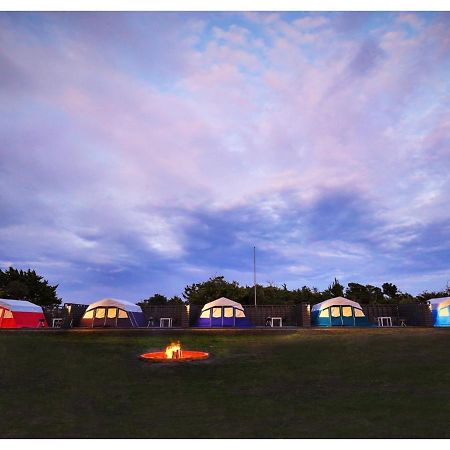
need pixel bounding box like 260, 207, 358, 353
0, 327, 449, 438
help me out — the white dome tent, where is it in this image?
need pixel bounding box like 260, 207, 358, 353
311, 297, 369, 327
79, 298, 146, 328
195, 297, 252, 327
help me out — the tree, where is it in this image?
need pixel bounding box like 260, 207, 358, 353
396, 291, 414, 304
139, 294, 169, 305
345, 283, 383, 304
324, 278, 345, 299
182, 276, 242, 305
0, 267, 61, 306
382, 282, 398, 300
366, 285, 384, 303
345, 283, 371, 303
291, 286, 324, 305
168, 295, 184, 305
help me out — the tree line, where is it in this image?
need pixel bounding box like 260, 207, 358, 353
140, 275, 450, 307
1, 266, 449, 308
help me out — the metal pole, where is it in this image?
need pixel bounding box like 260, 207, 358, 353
254, 246, 257, 306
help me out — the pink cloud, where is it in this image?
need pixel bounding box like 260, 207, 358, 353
212, 24, 250, 46
293, 15, 329, 29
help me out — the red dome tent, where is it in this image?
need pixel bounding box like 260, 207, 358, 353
0, 299, 48, 328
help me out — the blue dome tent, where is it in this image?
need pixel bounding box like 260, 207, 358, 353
428, 297, 450, 327
311, 297, 369, 327
195, 297, 252, 328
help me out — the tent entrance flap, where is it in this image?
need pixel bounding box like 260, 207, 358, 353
341, 306, 355, 326
330, 306, 342, 326
222, 307, 235, 327
211, 307, 222, 327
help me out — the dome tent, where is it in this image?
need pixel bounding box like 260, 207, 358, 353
79, 298, 146, 328
311, 297, 369, 327
0, 298, 47, 328
428, 297, 450, 327
195, 297, 252, 328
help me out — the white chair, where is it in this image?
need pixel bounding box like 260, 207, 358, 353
52, 318, 63, 328
377, 316, 392, 327
271, 317, 283, 327
160, 317, 173, 328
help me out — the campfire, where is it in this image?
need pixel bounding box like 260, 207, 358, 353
140, 340, 209, 363
165, 340, 182, 359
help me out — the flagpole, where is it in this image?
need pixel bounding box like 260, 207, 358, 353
253, 246, 257, 306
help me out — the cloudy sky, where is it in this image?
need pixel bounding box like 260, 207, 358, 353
1, 11, 450, 302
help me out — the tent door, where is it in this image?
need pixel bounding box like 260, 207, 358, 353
92, 308, 107, 327
330, 306, 343, 326
211, 307, 222, 327
341, 306, 355, 326
104, 308, 117, 327
222, 307, 235, 327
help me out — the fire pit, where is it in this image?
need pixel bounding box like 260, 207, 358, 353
140, 340, 209, 363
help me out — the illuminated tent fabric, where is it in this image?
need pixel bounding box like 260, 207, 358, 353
0, 298, 47, 328
195, 297, 252, 327
428, 297, 450, 327
311, 297, 369, 327
79, 298, 146, 328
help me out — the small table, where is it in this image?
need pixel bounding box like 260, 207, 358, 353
160, 318, 173, 328
52, 318, 63, 328
270, 317, 283, 327
377, 316, 392, 327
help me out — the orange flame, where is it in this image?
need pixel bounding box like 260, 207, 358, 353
165, 340, 182, 359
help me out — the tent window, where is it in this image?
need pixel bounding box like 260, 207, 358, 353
319, 308, 329, 318
354, 309, 365, 317
342, 306, 352, 317
3, 310, 13, 319
95, 308, 105, 319
224, 307, 233, 318
331, 306, 340, 317
107, 308, 117, 319
200, 309, 210, 319
439, 307, 449, 317
235, 309, 245, 318
0, 308, 3, 318
212, 307, 222, 318
84, 310, 94, 319
118, 309, 128, 319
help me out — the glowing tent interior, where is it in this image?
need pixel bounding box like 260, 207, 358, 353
0, 298, 47, 328
428, 297, 450, 327
311, 297, 369, 327
79, 298, 146, 328
195, 297, 252, 327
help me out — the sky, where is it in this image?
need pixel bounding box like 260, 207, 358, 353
1, 11, 450, 303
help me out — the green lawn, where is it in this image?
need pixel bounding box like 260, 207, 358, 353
0, 328, 449, 438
